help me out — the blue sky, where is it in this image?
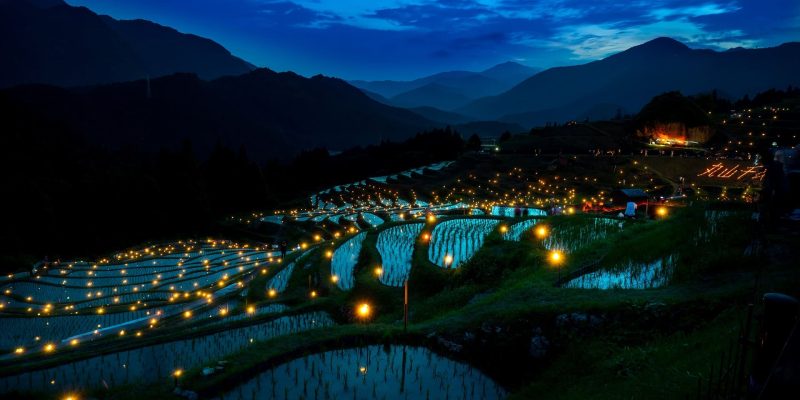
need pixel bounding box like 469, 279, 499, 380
66, 0, 799, 80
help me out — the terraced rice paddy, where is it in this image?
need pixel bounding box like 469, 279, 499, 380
221, 345, 505, 400
0, 306, 184, 350
330, 232, 367, 290
428, 219, 500, 268
0, 241, 280, 354
564, 255, 677, 289
0, 312, 333, 393
266, 262, 296, 294
503, 218, 542, 241
491, 205, 547, 217
376, 223, 425, 286
542, 218, 622, 252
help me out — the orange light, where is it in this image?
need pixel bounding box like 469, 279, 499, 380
14, 347, 24, 355
427, 214, 436, 223
549, 250, 564, 264
357, 303, 371, 319
499, 225, 508, 233
331, 275, 339, 283
43, 343, 55, 353
656, 207, 668, 217
173, 369, 183, 378
310, 290, 317, 298
373, 267, 383, 277
247, 305, 256, 314
183, 310, 192, 319
535, 226, 548, 239
268, 288, 277, 298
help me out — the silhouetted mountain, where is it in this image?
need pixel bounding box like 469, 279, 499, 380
480, 61, 540, 84
459, 38, 800, 127
390, 83, 474, 110
1, 69, 436, 160
0, 0, 253, 88
408, 107, 472, 124
360, 89, 393, 104
350, 62, 540, 109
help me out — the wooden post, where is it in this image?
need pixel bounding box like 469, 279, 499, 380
403, 279, 409, 332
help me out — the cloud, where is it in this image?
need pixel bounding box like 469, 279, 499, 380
551, 17, 754, 59
65, 0, 799, 80
647, 3, 740, 20
545, 1, 758, 59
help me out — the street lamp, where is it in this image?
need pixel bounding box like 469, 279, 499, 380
373, 266, 383, 278
357, 302, 371, 320
535, 226, 549, 239
549, 250, 565, 281
173, 369, 183, 388
656, 206, 668, 218
444, 254, 454, 269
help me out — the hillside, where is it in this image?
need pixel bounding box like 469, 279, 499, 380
460, 38, 800, 127
351, 62, 540, 109
0, 0, 253, 87
0, 69, 436, 160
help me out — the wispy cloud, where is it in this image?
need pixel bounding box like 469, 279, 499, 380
647, 3, 740, 19
66, 0, 798, 79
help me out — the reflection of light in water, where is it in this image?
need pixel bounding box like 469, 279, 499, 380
543, 218, 621, 252
224, 345, 505, 400
565, 255, 677, 290
0, 312, 334, 393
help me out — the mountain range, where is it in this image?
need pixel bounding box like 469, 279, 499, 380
350, 62, 541, 110
458, 37, 800, 126
0, 0, 253, 88
0, 69, 439, 160
3, 0, 800, 157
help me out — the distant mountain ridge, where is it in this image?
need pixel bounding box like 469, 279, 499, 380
350, 62, 541, 110
459, 37, 800, 127
0, 69, 437, 160
0, 0, 253, 88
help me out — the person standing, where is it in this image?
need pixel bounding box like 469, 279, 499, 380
279, 241, 288, 260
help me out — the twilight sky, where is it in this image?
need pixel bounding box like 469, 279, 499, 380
65, 0, 799, 80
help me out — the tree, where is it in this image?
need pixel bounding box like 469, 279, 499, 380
466, 134, 482, 151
